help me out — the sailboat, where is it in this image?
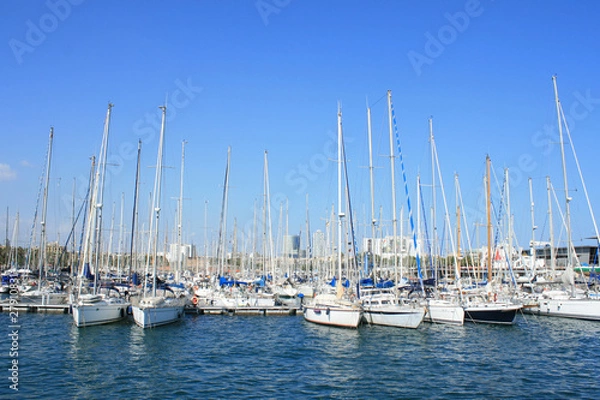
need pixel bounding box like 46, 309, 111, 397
19, 127, 70, 306
72, 104, 131, 327
535, 76, 600, 321
303, 105, 362, 328
360, 91, 425, 329
462, 155, 521, 324
419, 117, 465, 325
132, 105, 185, 328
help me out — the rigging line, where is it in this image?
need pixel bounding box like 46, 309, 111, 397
390, 100, 424, 290
559, 102, 600, 245
418, 178, 435, 278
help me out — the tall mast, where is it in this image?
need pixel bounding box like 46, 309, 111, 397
117, 192, 124, 278
529, 177, 536, 272
486, 155, 492, 282
177, 140, 187, 281
37, 127, 54, 287
129, 140, 142, 278
147, 105, 166, 297
387, 90, 399, 285
552, 75, 573, 268
263, 151, 275, 280
216, 147, 231, 277
505, 168, 513, 270
546, 176, 556, 274
366, 104, 376, 276
429, 117, 438, 281
456, 174, 461, 260
204, 200, 209, 277
305, 194, 312, 278
337, 104, 344, 296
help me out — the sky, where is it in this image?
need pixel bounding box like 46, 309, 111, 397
1, 0, 600, 257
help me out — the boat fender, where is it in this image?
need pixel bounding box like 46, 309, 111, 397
326, 307, 330, 316
494, 293, 498, 302
120, 308, 124, 318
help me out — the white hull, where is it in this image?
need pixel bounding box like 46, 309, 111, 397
424, 299, 465, 325
18, 291, 68, 305
538, 297, 600, 321
363, 305, 425, 329
132, 297, 185, 328
72, 298, 130, 327
303, 304, 362, 328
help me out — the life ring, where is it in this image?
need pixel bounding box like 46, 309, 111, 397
192, 296, 198, 305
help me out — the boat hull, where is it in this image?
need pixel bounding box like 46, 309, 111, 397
72, 300, 130, 327
363, 306, 425, 329
303, 305, 362, 328
424, 300, 465, 325
463, 303, 521, 325
132, 298, 185, 328
538, 298, 600, 321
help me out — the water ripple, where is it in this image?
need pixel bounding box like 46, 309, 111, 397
2, 313, 599, 399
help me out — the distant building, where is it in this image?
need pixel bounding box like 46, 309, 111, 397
312, 230, 326, 258
361, 236, 417, 258
533, 245, 599, 266
283, 235, 300, 258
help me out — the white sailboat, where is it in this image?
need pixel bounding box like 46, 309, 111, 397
19, 128, 69, 306
132, 105, 185, 328
72, 104, 130, 327
360, 91, 425, 328
303, 105, 362, 328
535, 76, 600, 321
421, 117, 465, 325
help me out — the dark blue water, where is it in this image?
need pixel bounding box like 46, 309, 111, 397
2, 311, 599, 399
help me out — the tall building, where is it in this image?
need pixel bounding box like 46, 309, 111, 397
283, 235, 300, 258
312, 230, 326, 258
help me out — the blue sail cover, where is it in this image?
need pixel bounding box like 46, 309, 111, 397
329, 277, 350, 288
82, 263, 93, 280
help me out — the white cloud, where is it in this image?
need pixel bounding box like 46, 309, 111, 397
0, 163, 17, 181
19, 160, 33, 168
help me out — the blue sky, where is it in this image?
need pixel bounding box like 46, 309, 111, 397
1, 0, 600, 257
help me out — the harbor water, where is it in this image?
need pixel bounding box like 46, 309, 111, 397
2, 311, 599, 399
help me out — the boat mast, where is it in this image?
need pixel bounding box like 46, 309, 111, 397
337, 104, 345, 297
91, 103, 113, 294
529, 178, 536, 273
129, 140, 142, 279
366, 104, 377, 278
486, 155, 492, 282
216, 146, 231, 277
147, 105, 167, 297
177, 140, 187, 282
37, 127, 54, 288
387, 90, 399, 286
546, 177, 556, 274
117, 192, 124, 278
552, 75, 574, 269
429, 117, 438, 283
